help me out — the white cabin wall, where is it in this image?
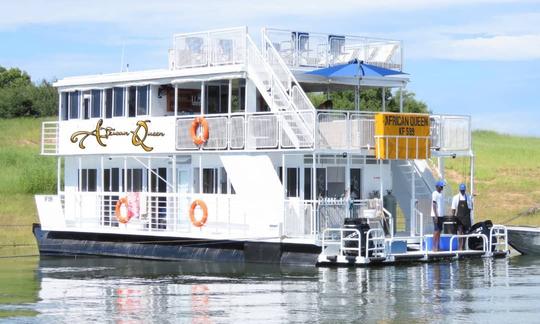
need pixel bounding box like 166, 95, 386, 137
363, 163, 392, 197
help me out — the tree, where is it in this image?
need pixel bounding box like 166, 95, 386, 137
0, 66, 58, 118
308, 88, 429, 113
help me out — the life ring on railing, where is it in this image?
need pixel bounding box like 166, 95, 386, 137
190, 116, 209, 146
189, 199, 208, 227
115, 197, 132, 224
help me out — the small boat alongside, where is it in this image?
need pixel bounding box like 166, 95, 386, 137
507, 226, 540, 255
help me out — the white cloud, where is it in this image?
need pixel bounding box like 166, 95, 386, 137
424, 34, 540, 61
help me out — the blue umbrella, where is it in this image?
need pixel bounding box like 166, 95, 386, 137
306, 59, 405, 78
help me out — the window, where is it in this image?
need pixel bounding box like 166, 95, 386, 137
91, 90, 101, 118
79, 169, 97, 192
316, 168, 326, 198
105, 89, 113, 118
286, 168, 300, 197
304, 168, 312, 200
60, 92, 69, 120
327, 166, 345, 198
126, 168, 143, 192
69, 91, 80, 119
137, 85, 149, 115
231, 79, 245, 112
203, 168, 217, 193
82, 92, 90, 119
350, 169, 362, 200
128, 86, 136, 117
219, 167, 228, 194
113, 87, 124, 117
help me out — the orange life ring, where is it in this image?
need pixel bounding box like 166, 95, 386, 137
115, 197, 132, 224
190, 116, 209, 146
189, 199, 208, 227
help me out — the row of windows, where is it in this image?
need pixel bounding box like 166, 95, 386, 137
61, 86, 149, 120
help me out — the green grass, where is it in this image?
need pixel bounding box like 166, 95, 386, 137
0, 117, 56, 257
446, 130, 540, 225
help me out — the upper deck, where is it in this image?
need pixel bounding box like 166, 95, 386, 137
45, 27, 470, 158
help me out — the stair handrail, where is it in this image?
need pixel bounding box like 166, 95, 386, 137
261, 34, 315, 141
246, 35, 314, 145
262, 33, 316, 112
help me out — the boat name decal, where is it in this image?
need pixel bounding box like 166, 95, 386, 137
70, 119, 165, 152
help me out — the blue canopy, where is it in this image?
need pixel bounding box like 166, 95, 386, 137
306, 59, 405, 78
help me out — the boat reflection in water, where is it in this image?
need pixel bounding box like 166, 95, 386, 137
23, 255, 540, 323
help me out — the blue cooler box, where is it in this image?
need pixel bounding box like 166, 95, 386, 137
424, 234, 458, 251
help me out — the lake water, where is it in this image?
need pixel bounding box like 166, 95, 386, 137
1, 255, 540, 323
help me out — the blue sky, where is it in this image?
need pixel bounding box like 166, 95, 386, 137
1, 0, 539, 136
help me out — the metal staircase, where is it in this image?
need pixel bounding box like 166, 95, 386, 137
246, 35, 315, 148
391, 160, 439, 236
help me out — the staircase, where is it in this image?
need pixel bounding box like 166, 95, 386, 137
391, 160, 439, 236
246, 35, 315, 148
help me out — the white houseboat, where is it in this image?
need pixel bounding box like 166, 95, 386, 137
34, 27, 509, 266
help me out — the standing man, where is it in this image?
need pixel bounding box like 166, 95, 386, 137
452, 183, 473, 250
431, 180, 445, 252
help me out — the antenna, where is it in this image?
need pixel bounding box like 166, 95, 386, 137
120, 43, 125, 72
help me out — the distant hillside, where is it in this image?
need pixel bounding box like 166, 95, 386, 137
446, 130, 540, 225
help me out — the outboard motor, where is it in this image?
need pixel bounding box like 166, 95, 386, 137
468, 220, 495, 250
343, 218, 371, 256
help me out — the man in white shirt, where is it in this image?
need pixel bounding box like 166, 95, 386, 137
431, 180, 445, 251
452, 183, 473, 250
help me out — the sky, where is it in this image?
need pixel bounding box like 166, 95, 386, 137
1, 0, 539, 136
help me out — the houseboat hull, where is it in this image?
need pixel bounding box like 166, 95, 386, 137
32, 224, 320, 266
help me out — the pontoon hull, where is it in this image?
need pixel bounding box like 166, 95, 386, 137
32, 224, 319, 266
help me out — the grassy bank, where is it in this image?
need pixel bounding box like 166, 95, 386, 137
0, 118, 55, 257
0, 119, 539, 256
446, 130, 540, 226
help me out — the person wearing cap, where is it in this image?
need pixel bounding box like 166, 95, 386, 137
452, 183, 473, 250
431, 180, 445, 251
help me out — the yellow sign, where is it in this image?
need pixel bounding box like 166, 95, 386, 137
374, 113, 431, 160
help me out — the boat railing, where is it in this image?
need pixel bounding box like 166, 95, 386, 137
41, 111, 471, 155
41, 121, 59, 155
321, 228, 363, 257
170, 27, 247, 70
489, 225, 509, 254
57, 191, 260, 237
263, 28, 403, 71
449, 233, 489, 254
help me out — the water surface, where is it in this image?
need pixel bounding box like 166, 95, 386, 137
1, 255, 540, 323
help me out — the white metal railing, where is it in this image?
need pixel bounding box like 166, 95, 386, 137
246, 34, 314, 148
171, 27, 247, 69
449, 233, 489, 253
264, 28, 403, 70
41, 121, 59, 155
40, 112, 472, 155
58, 191, 254, 236
430, 115, 471, 152
321, 228, 363, 257
489, 225, 509, 254
366, 228, 386, 258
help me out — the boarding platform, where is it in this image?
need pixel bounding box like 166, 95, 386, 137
317, 220, 509, 266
